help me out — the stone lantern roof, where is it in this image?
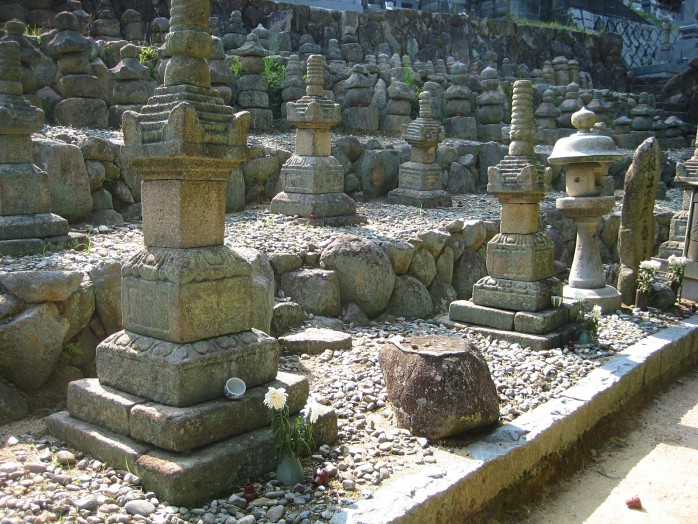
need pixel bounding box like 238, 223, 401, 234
548, 108, 622, 165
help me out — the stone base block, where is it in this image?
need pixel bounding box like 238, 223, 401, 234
477, 123, 505, 142
280, 156, 344, 194
122, 246, 253, 343
46, 405, 337, 507
398, 162, 442, 192
387, 188, 452, 209
68, 373, 308, 452
0, 232, 83, 257
438, 313, 577, 352
562, 285, 622, 315
472, 276, 562, 313
270, 191, 357, 219
486, 232, 555, 282
54, 98, 108, 129
657, 240, 684, 259
96, 329, 279, 407
0, 163, 51, 215
443, 117, 477, 140
109, 104, 143, 128
450, 300, 571, 334
0, 213, 69, 241
449, 300, 515, 330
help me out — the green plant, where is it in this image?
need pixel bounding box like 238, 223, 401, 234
24, 25, 43, 46
138, 46, 159, 75
78, 231, 93, 254
229, 55, 242, 77
265, 387, 315, 459
578, 300, 602, 337
637, 259, 661, 294
667, 255, 687, 287
263, 56, 286, 110
60, 342, 83, 363
402, 55, 414, 88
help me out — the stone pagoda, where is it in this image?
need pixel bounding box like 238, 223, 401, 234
388, 91, 451, 208
673, 129, 698, 301
271, 54, 359, 224
48, 0, 335, 506
0, 40, 74, 256
449, 80, 571, 351
548, 108, 622, 312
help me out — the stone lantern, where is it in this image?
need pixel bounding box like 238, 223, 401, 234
548, 107, 622, 312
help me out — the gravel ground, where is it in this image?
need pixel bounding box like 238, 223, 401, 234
0, 130, 693, 524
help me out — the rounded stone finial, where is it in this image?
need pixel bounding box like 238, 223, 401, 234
480, 66, 498, 80
571, 107, 597, 131
55, 11, 80, 32
5, 19, 26, 35
419, 90, 432, 119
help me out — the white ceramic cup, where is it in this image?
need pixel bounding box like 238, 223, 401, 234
224, 377, 246, 400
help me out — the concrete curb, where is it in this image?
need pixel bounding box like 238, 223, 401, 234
330, 316, 698, 524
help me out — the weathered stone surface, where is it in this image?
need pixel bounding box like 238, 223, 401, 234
96, 329, 279, 407
320, 234, 395, 318
280, 269, 341, 318
0, 378, 28, 425
67, 378, 144, 436
62, 274, 95, 340
279, 328, 352, 355
449, 301, 515, 330
436, 246, 454, 285
355, 149, 400, 200
385, 275, 433, 320
32, 138, 92, 223
89, 262, 122, 336
428, 277, 457, 313
379, 336, 499, 439
0, 303, 69, 391
268, 253, 303, 277
0, 291, 24, 320
0, 270, 82, 303
233, 247, 275, 335
408, 248, 437, 287
381, 240, 414, 276
617, 138, 660, 305
462, 219, 487, 251
270, 301, 304, 338
452, 248, 487, 300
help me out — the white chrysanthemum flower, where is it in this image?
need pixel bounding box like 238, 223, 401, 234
592, 305, 602, 318
639, 260, 661, 271
668, 255, 687, 268
301, 402, 320, 424
264, 387, 287, 410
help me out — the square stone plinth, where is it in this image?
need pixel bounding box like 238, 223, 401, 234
96, 329, 279, 407
46, 405, 338, 507
0, 164, 51, 216
387, 188, 452, 209
0, 213, 69, 241
270, 191, 356, 219
280, 156, 344, 194
449, 301, 515, 330
121, 246, 253, 343
472, 276, 562, 313
67, 373, 309, 452
141, 179, 226, 248
486, 232, 555, 282
397, 162, 442, 192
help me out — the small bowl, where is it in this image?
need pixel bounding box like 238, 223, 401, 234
224, 377, 246, 400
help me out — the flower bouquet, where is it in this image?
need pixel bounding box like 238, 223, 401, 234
577, 300, 602, 343
636, 259, 661, 310
667, 255, 687, 303
264, 387, 316, 485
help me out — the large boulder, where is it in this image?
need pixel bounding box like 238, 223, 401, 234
0, 378, 28, 426
32, 138, 92, 223
379, 335, 499, 439
233, 247, 275, 335
354, 149, 401, 200
617, 138, 660, 305
88, 262, 122, 336
320, 234, 395, 318
385, 275, 433, 319
452, 248, 487, 299
0, 303, 69, 391
0, 270, 83, 303
280, 269, 341, 317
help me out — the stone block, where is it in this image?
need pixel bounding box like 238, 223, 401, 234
67, 378, 144, 436
477, 123, 504, 142
397, 162, 442, 192
96, 329, 279, 407
280, 156, 344, 194
0, 214, 69, 242
0, 164, 51, 216
387, 188, 452, 209
472, 276, 563, 313
54, 98, 108, 129
270, 191, 356, 219
279, 328, 352, 355
130, 372, 308, 451
280, 269, 341, 317
486, 232, 555, 282
342, 107, 379, 132
141, 179, 226, 249
514, 306, 570, 334
449, 300, 515, 330
444, 116, 477, 140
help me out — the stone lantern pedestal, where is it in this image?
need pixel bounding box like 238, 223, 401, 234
548, 108, 622, 313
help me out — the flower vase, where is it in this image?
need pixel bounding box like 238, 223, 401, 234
578, 327, 593, 345
276, 453, 304, 486
635, 289, 649, 311
669, 281, 682, 304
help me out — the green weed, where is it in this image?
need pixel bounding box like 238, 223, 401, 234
138, 46, 159, 75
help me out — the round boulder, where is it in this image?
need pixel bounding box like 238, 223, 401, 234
320, 234, 395, 318
379, 336, 499, 439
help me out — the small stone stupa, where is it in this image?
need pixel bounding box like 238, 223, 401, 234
0, 40, 74, 256
271, 54, 360, 224
388, 91, 451, 208
48, 0, 335, 506
449, 80, 571, 351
